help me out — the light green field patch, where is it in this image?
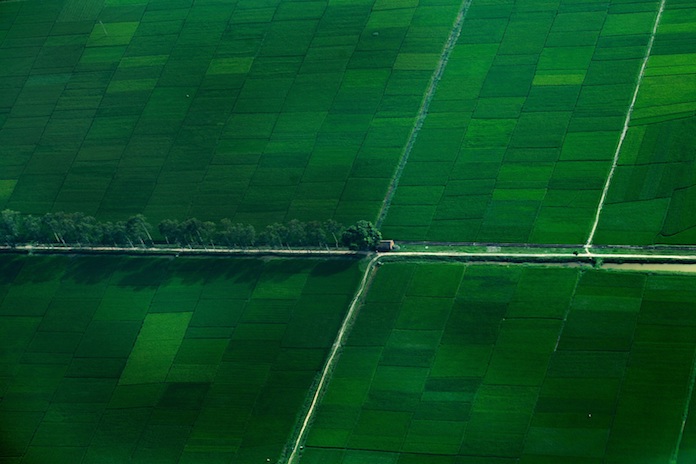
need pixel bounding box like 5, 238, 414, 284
601, 12, 657, 37
492, 189, 546, 201
274, 1, 326, 20
105, 0, 147, 4
119, 55, 169, 68
533, 71, 586, 86
537, 46, 594, 70
394, 53, 440, 71
551, 11, 606, 33
644, 63, 696, 77
636, 74, 696, 108
206, 57, 254, 75
560, 132, 617, 161
631, 102, 696, 125
366, 8, 415, 28
87, 22, 139, 47
79, 45, 127, 64
374, 0, 418, 9
106, 79, 157, 93
0, 179, 17, 205
462, 118, 517, 148
118, 312, 192, 385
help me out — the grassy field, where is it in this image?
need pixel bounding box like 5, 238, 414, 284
1, 0, 695, 244
381, 0, 696, 245
0, 254, 361, 463
592, 1, 696, 246
299, 262, 696, 463
2, 0, 696, 463
0, 0, 460, 229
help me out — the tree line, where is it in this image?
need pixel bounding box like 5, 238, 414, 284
0, 210, 382, 251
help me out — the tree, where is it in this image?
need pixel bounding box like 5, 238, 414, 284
73, 213, 100, 245
126, 214, 153, 246
259, 223, 288, 248
42, 212, 70, 245
20, 215, 44, 243
101, 221, 129, 246
218, 219, 255, 247
286, 219, 307, 246
0, 209, 20, 246
341, 220, 381, 250
180, 218, 204, 246
159, 219, 181, 245
324, 219, 345, 249
305, 220, 328, 248
199, 221, 217, 247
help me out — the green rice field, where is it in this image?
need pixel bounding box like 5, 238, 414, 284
300, 262, 696, 464
378, 0, 696, 246
592, 1, 696, 245
0, 0, 461, 230
1, 0, 695, 245
2, 0, 696, 463
0, 254, 361, 463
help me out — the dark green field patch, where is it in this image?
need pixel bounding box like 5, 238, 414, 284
0, 255, 360, 463
303, 264, 696, 464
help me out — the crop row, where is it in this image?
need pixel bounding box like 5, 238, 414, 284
382, 0, 678, 245
593, 1, 696, 246
0, 255, 361, 463
301, 263, 696, 463
0, 0, 460, 232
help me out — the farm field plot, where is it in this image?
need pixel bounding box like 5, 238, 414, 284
593, 1, 696, 246
299, 262, 696, 464
382, 0, 696, 245
0, 0, 461, 229
0, 254, 361, 463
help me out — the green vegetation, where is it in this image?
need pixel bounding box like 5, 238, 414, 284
1, 0, 696, 463
381, 0, 696, 246
341, 220, 382, 251
0, 255, 361, 463
0, 0, 461, 230
592, 3, 696, 245
0, 209, 381, 250
300, 263, 696, 463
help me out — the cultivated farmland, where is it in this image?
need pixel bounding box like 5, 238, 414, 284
381, 0, 696, 246
1, 0, 696, 463
0, 255, 361, 463
300, 262, 696, 463
592, 2, 696, 246
0, 0, 462, 230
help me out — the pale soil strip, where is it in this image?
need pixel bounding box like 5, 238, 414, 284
384, 250, 696, 264
584, 0, 667, 251
603, 263, 696, 273
4, 245, 696, 263
286, 255, 381, 464
673, 348, 696, 463
1, 244, 361, 257
376, 0, 475, 228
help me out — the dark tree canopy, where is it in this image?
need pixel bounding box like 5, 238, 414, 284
0, 209, 382, 251
341, 220, 382, 251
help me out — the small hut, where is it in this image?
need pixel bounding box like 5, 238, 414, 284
376, 240, 395, 252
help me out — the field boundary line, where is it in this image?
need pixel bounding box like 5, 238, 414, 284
285, 255, 381, 464
672, 346, 696, 463
4, 245, 696, 263
585, 0, 667, 251
376, 0, 474, 228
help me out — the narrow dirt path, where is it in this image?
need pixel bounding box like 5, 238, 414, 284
285, 254, 381, 464
584, 0, 667, 250
376, 0, 475, 228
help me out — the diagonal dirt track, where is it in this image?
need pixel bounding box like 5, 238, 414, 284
376, 0, 475, 228
584, 0, 668, 251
